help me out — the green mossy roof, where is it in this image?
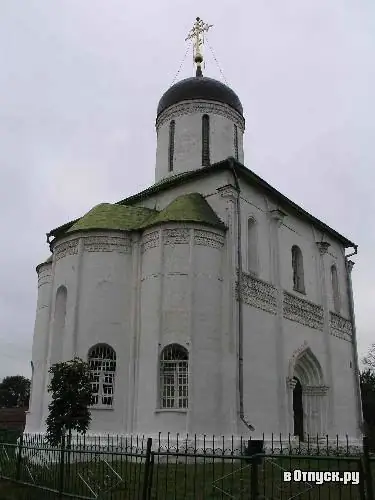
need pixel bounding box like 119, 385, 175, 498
66, 203, 157, 234
141, 193, 225, 230
54, 194, 224, 239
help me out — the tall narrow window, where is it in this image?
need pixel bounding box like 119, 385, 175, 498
331, 264, 341, 313
51, 286, 67, 363
202, 114, 210, 166
234, 124, 239, 160
168, 120, 175, 172
88, 344, 116, 408
247, 217, 258, 274
291, 245, 305, 293
160, 344, 188, 409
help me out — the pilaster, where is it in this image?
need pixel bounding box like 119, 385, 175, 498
315, 241, 335, 434
217, 184, 239, 435
268, 209, 287, 434
127, 233, 141, 434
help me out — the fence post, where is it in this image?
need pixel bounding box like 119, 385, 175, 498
15, 433, 23, 481
58, 432, 66, 500
142, 438, 153, 500
246, 439, 264, 500
363, 436, 374, 500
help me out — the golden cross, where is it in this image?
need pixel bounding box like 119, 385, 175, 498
185, 17, 213, 72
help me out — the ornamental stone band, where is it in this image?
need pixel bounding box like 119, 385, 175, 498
141, 231, 160, 253
156, 100, 245, 130
329, 312, 353, 342
54, 239, 79, 261
163, 228, 190, 245
82, 235, 131, 254
239, 272, 278, 314
283, 292, 324, 331
194, 229, 225, 249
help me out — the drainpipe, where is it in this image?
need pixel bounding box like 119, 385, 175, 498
344, 244, 364, 437
229, 157, 255, 433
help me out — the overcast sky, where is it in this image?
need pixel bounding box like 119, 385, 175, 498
0, 1, 374, 382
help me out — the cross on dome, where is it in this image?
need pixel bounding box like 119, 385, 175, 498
185, 17, 213, 76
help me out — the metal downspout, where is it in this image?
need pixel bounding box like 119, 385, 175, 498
229, 157, 255, 433
345, 245, 364, 436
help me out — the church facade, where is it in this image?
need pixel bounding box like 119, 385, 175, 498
25, 23, 362, 443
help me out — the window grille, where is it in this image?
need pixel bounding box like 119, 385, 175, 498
292, 245, 305, 293
202, 114, 210, 166
168, 120, 175, 172
88, 344, 116, 408
160, 344, 188, 409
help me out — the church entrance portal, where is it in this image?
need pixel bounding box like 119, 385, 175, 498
293, 377, 304, 441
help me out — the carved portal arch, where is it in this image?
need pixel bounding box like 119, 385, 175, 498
287, 343, 329, 439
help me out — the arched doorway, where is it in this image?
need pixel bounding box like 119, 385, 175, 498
287, 345, 329, 437
293, 377, 303, 441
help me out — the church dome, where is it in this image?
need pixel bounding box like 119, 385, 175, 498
157, 76, 243, 117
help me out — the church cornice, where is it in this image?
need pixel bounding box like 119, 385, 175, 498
47, 158, 356, 251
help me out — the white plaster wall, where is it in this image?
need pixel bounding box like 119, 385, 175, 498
329, 336, 357, 435
155, 100, 244, 182
135, 224, 225, 436
25, 263, 53, 433
241, 306, 280, 433
75, 232, 133, 434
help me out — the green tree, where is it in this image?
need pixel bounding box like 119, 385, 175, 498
45, 357, 93, 446
363, 343, 375, 371
0, 375, 30, 408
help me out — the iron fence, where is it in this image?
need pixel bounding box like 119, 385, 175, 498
0, 433, 373, 499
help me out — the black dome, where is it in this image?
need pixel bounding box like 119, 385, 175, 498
157, 76, 243, 116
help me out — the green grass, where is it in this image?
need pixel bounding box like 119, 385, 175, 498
0, 447, 368, 500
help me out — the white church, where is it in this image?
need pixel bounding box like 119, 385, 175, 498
25, 18, 363, 444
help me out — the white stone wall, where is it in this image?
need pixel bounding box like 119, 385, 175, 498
25, 262, 53, 433
26, 169, 359, 441
155, 100, 245, 182
135, 223, 226, 436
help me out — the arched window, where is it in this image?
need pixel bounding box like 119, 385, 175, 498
234, 124, 239, 160
202, 114, 210, 166
88, 344, 116, 408
291, 245, 305, 293
168, 120, 175, 172
331, 264, 341, 313
51, 286, 67, 363
247, 217, 258, 274
160, 344, 188, 409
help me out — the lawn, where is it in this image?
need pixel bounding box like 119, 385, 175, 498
0, 448, 366, 499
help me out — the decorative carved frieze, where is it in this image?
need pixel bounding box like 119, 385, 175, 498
141, 231, 160, 253
54, 239, 79, 261
302, 385, 329, 396
194, 230, 225, 249
82, 235, 131, 254
217, 184, 239, 201
238, 272, 277, 315
156, 100, 245, 130
163, 228, 190, 245
329, 312, 353, 341
316, 241, 330, 255
37, 267, 52, 287
283, 292, 324, 331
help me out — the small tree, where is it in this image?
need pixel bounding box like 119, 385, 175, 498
0, 375, 30, 408
46, 357, 93, 447
363, 344, 375, 372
